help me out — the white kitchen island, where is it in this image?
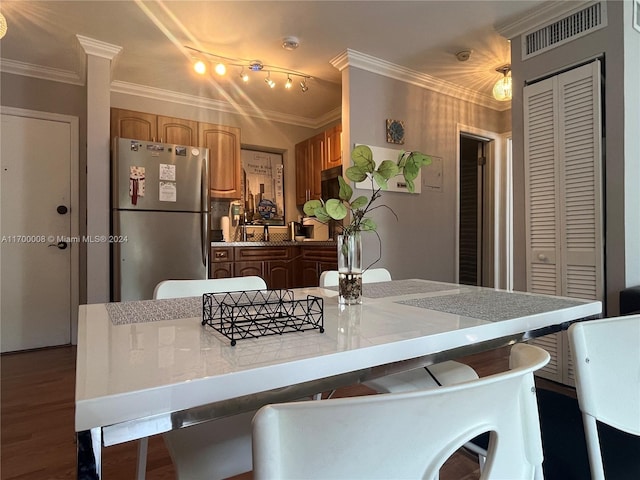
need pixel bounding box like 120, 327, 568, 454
75, 279, 602, 478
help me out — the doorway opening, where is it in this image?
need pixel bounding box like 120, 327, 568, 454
459, 134, 493, 287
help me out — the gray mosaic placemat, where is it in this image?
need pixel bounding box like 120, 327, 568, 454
106, 297, 201, 325
396, 290, 584, 321
327, 279, 463, 298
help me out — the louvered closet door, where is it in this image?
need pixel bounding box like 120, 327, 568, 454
524, 60, 603, 385
524, 77, 561, 296
558, 62, 604, 300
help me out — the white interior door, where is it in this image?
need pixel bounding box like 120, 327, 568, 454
1, 110, 78, 352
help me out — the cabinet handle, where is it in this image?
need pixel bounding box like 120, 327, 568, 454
215, 252, 227, 259
537, 254, 547, 261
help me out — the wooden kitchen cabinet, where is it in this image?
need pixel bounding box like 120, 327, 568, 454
210, 247, 233, 278
299, 245, 338, 287
295, 133, 323, 205
209, 244, 336, 289
110, 108, 197, 145
157, 115, 198, 145
324, 124, 342, 170
199, 123, 242, 199
111, 108, 242, 200
295, 125, 341, 205
233, 246, 294, 289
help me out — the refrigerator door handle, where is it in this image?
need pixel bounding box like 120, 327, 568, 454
201, 155, 210, 269
201, 212, 209, 268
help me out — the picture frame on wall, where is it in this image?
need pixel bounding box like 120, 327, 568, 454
386, 119, 405, 144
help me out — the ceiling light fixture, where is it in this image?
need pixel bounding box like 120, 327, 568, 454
282, 36, 300, 51
0, 12, 7, 40
186, 45, 311, 92
492, 65, 512, 102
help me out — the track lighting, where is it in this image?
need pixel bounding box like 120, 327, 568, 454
194, 60, 207, 75
186, 45, 312, 92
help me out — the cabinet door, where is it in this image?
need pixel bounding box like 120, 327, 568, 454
234, 261, 263, 278
308, 133, 324, 200
199, 123, 242, 199
158, 116, 198, 146
210, 262, 233, 279
324, 124, 342, 170
295, 140, 310, 205
299, 260, 320, 288
110, 108, 157, 141
266, 261, 291, 289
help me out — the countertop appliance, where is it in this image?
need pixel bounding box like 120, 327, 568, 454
302, 217, 329, 241
112, 137, 209, 301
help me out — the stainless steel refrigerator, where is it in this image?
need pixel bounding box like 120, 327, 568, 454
112, 137, 209, 301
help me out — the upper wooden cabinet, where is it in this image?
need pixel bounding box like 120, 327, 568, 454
157, 115, 198, 146
111, 109, 242, 200
295, 133, 323, 205
110, 108, 197, 145
324, 124, 342, 170
295, 124, 341, 205
199, 123, 242, 199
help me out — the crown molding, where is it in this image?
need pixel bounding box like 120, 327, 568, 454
0, 58, 84, 85
330, 49, 510, 112
76, 35, 122, 60
495, 0, 596, 39
110, 81, 339, 129
0, 59, 338, 128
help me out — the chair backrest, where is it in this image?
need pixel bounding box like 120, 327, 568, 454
568, 315, 640, 478
319, 268, 392, 288
252, 343, 550, 480
153, 276, 267, 299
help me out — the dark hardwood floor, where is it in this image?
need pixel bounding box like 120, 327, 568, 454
1, 345, 515, 479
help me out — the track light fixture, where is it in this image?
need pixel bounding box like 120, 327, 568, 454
186, 45, 312, 92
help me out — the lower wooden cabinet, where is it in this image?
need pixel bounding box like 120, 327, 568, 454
210, 244, 337, 289
299, 246, 339, 287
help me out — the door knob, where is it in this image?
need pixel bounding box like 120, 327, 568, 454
48, 241, 68, 250
57, 205, 68, 215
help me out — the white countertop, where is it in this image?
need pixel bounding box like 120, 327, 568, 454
75, 280, 601, 434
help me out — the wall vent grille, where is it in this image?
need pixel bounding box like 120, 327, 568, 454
523, 2, 606, 59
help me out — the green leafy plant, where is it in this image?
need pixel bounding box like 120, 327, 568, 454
303, 145, 432, 237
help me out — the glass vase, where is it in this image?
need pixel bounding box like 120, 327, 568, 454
337, 232, 363, 305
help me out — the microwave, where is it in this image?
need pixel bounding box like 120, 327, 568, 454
321, 165, 342, 200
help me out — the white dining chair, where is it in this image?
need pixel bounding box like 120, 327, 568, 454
319, 268, 486, 466
568, 315, 640, 480
135, 276, 268, 480
252, 343, 550, 480
319, 267, 391, 287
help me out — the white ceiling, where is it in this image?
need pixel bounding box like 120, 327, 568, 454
0, 1, 548, 124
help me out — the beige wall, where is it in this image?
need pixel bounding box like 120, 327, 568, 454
344, 67, 510, 282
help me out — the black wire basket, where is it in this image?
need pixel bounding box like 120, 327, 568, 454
202, 289, 324, 346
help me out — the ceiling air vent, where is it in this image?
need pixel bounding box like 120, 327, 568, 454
522, 2, 606, 59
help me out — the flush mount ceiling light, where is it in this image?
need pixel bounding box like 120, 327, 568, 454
492, 65, 512, 102
0, 12, 8, 40
282, 36, 300, 51
186, 45, 311, 92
